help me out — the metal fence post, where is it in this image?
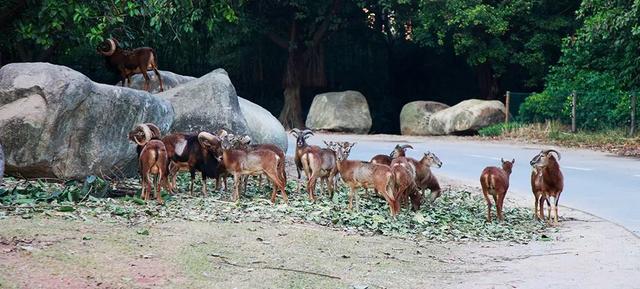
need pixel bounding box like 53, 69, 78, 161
631, 92, 637, 136
504, 91, 511, 123
571, 91, 577, 133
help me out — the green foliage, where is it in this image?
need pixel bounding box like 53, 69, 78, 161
524, 0, 640, 130
413, 0, 579, 87
0, 176, 110, 206
1, 176, 546, 243
518, 91, 568, 124
478, 122, 524, 137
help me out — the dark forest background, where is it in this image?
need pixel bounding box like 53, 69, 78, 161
2, 0, 637, 132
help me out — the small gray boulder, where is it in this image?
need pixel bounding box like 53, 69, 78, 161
305, 90, 372, 134
426, 99, 506, 135
400, 101, 450, 135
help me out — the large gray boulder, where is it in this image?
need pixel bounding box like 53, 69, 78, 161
0, 143, 4, 184
129, 69, 287, 152
117, 70, 196, 93
305, 90, 372, 134
400, 101, 450, 135
0, 62, 174, 179
157, 69, 250, 135
239, 97, 288, 152
424, 99, 506, 135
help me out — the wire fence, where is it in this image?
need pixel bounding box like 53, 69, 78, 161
503, 90, 639, 136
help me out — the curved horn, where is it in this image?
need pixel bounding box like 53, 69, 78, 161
544, 149, 561, 160
302, 129, 314, 136
401, 144, 414, 150
216, 129, 228, 138
144, 123, 161, 138
198, 131, 217, 145
290, 128, 301, 136
133, 124, 151, 146
99, 38, 116, 56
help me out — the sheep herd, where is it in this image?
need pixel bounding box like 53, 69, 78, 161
128, 124, 564, 226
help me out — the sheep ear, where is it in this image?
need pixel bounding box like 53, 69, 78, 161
501, 158, 505, 163
512, 158, 515, 164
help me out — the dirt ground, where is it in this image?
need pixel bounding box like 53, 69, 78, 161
1, 134, 639, 288
1, 177, 638, 289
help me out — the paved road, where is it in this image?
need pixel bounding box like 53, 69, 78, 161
287, 134, 640, 234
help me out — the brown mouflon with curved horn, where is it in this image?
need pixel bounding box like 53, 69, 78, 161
530, 149, 564, 226
370, 144, 413, 166
98, 38, 164, 92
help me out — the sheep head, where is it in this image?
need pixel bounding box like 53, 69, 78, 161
129, 124, 152, 146
97, 38, 118, 56
530, 149, 561, 168
390, 144, 413, 158
422, 151, 442, 168
291, 128, 313, 148
500, 158, 515, 174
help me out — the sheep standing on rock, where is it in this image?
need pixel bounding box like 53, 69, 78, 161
98, 38, 164, 92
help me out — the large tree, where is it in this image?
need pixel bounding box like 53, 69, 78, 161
232, 0, 346, 128
413, 0, 579, 99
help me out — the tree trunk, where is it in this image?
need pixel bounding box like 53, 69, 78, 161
476, 62, 500, 100
278, 84, 304, 128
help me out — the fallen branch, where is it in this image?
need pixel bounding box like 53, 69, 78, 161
209, 254, 341, 280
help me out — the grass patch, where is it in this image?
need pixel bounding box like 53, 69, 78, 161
0, 176, 546, 244
478, 122, 525, 137
479, 121, 640, 157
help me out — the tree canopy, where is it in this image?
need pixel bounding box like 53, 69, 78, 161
6, 0, 634, 132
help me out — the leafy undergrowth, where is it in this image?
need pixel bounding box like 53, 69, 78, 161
477, 121, 640, 157
0, 175, 546, 243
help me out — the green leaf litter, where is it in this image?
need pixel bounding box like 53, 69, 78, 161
0, 176, 546, 243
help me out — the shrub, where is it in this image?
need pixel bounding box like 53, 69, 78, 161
478, 122, 524, 137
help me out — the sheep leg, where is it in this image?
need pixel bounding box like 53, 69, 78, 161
497, 192, 505, 222
258, 174, 263, 188
327, 173, 336, 200
145, 174, 153, 201
189, 170, 196, 196
126, 75, 133, 87
307, 171, 320, 201
264, 169, 280, 204
538, 196, 546, 222
201, 174, 208, 197
140, 66, 151, 92
533, 192, 540, 220
232, 174, 241, 202
553, 195, 560, 225
482, 190, 492, 222
242, 175, 249, 193
549, 196, 557, 226
272, 168, 289, 205
348, 184, 357, 210
155, 174, 164, 204
152, 67, 164, 92
546, 195, 553, 225
296, 168, 302, 194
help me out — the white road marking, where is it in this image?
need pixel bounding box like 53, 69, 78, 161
564, 166, 593, 171
467, 154, 501, 161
